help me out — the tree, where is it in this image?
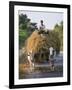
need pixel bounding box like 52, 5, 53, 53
19, 14, 30, 29
19, 14, 38, 49
54, 24, 59, 29
54, 21, 63, 51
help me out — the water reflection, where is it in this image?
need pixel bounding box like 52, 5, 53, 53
19, 53, 63, 79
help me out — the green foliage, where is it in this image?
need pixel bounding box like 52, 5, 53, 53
19, 14, 30, 29
19, 29, 29, 49
54, 21, 63, 51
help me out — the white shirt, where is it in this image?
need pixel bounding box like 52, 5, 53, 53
49, 47, 54, 55
39, 24, 45, 30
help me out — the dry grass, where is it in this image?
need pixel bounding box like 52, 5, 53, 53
25, 31, 48, 54
25, 30, 60, 54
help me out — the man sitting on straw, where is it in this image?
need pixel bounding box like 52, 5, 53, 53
38, 20, 49, 36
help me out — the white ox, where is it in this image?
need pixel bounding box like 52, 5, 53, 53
27, 50, 34, 71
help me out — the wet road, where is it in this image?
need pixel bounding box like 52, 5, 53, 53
19, 52, 63, 79
24, 72, 63, 79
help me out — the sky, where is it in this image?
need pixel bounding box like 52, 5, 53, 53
19, 10, 63, 29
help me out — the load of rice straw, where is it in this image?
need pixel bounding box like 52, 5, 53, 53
24, 30, 60, 62
25, 30, 49, 54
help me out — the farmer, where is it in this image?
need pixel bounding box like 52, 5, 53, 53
49, 47, 55, 71
38, 20, 47, 37
39, 20, 45, 30
38, 20, 49, 35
